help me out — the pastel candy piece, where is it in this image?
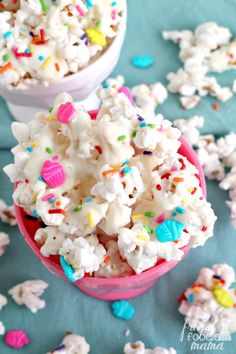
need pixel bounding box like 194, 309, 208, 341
56, 102, 76, 124
5, 329, 29, 349
41, 160, 66, 188
85, 28, 106, 46
111, 300, 135, 320
155, 219, 184, 243
132, 55, 154, 68
118, 86, 135, 106
213, 288, 234, 308
60, 256, 76, 282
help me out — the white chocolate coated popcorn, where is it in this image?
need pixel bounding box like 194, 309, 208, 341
5, 85, 216, 277
0, 199, 16, 225
0, 321, 5, 336
173, 116, 204, 146
8, 279, 48, 313
179, 264, 236, 336
47, 333, 90, 354
0, 232, 10, 256
124, 341, 176, 354
0, 0, 124, 88
0, 293, 7, 311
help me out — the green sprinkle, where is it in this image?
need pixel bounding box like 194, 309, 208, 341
132, 130, 137, 138
3, 53, 9, 62
117, 135, 126, 141
46, 147, 52, 154
48, 105, 54, 113
74, 205, 82, 212
95, 20, 100, 27
40, 0, 49, 13
147, 123, 156, 128
144, 211, 155, 218
144, 225, 153, 234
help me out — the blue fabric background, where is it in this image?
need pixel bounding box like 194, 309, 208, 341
0, 0, 236, 353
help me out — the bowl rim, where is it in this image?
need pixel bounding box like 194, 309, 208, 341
14, 109, 207, 285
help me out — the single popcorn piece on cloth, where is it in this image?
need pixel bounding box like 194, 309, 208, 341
8, 280, 48, 313
4, 83, 217, 279
163, 22, 235, 107
179, 264, 236, 336
0, 321, 5, 336
0, 0, 125, 88
0, 293, 7, 310
124, 341, 176, 354
0, 199, 16, 226
46, 332, 90, 354
0, 232, 10, 256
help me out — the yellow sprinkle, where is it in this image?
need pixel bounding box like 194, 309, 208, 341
181, 198, 187, 205
85, 28, 107, 46
132, 214, 144, 221
112, 163, 122, 170
45, 114, 56, 121
87, 212, 94, 227
188, 187, 194, 193
41, 56, 52, 70
29, 43, 35, 53
137, 235, 149, 241
193, 287, 201, 294
31, 141, 39, 148
72, 263, 79, 269
143, 219, 148, 225
32, 194, 37, 202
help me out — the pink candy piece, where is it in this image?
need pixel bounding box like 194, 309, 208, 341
5, 330, 29, 349
76, 4, 85, 16
56, 102, 76, 124
42, 193, 54, 202
156, 213, 165, 224
118, 86, 135, 106
41, 160, 66, 188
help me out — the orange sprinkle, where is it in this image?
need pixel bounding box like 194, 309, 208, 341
173, 177, 184, 183
55, 63, 60, 72
103, 256, 111, 264
56, 200, 61, 206
213, 102, 219, 111
102, 169, 117, 176
0, 3, 5, 8
0, 62, 12, 74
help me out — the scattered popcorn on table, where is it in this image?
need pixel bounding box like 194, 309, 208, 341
163, 22, 235, 108
0, 293, 7, 310
0, 232, 10, 256
46, 332, 90, 354
0, 199, 16, 226
5, 329, 29, 349
124, 341, 176, 354
4, 83, 217, 280
8, 280, 48, 313
179, 264, 236, 336
0, 321, 5, 336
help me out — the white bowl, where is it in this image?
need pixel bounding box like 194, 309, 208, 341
0, 3, 127, 122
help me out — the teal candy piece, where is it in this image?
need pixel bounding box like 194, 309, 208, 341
111, 300, 135, 320
155, 219, 184, 243
132, 55, 154, 68
60, 256, 76, 282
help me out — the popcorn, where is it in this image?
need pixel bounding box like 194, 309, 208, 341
163, 22, 235, 108
46, 332, 90, 354
0, 199, 16, 226
179, 264, 236, 336
124, 341, 176, 354
0, 232, 10, 256
0, 0, 125, 88
8, 280, 48, 313
5, 84, 216, 278
0, 321, 5, 336
0, 293, 7, 310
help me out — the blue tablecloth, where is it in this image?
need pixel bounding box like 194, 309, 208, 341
0, 1, 236, 353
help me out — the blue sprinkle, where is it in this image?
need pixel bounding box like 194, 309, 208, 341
137, 114, 145, 122
188, 293, 194, 303
24, 48, 30, 53
53, 344, 66, 351
85, 0, 93, 8
27, 146, 33, 153
123, 167, 132, 173
172, 212, 177, 216
38, 176, 45, 182
102, 82, 109, 88
132, 55, 154, 69
85, 197, 93, 203
121, 159, 129, 167
111, 1, 117, 5
38, 55, 45, 61
3, 31, 12, 40
60, 256, 76, 282
155, 219, 184, 243
32, 209, 39, 219
111, 300, 135, 320
49, 198, 54, 204
140, 122, 147, 128
176, 206, 186, 214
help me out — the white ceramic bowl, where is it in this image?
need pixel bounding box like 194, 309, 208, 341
0, 3, 127, 122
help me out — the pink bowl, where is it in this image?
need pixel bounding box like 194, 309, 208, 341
14, 111, 206, 301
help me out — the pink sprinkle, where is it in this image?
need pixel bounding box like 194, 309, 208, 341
200, 196, 204, 200
5, 330, 29, 349
42, 193, 54, 202
41, 160, 66, 188
159, 124, 164, 132
56, 102, 76, 124
76, 4, 85, 16
111, 9, 116, 19
171, 166, 178, 172
118, 86, 135, 106
52, 155, 59, 161
156, 213, 165, 224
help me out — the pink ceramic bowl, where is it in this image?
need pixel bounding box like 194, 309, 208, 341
14, 110, 206, 301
